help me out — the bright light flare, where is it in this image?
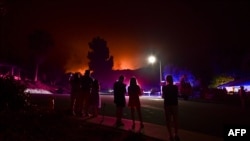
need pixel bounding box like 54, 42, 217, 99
148, 55, 156, 64
24, 88, 53, 94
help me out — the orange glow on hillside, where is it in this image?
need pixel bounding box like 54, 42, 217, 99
108, 37, 145, 70
65, 66, 89, 74
55, 27, 165, 73
65, 54, 142, 72
112, 55, 142, 70
58, 30, 148, 72
114, 60, 132, 70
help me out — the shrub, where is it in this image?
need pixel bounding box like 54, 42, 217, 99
0, 75, 31, 111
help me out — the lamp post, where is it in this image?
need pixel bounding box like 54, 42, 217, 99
148, 55, 162, 96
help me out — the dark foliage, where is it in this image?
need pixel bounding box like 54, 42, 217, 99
88, 37, 114, 73
87, 37, 114, 88
27, 29, 55, 81
0, 75, 30, 111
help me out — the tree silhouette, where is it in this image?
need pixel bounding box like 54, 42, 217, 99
28, 29, 54, 81
88, 37, 113, 73
87, 37, 113, 87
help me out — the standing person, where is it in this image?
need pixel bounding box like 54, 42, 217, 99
113, 75, 126, 127
90, 79, 100, 117
239, 86, 247, 109
162, 75, 180, 141
128, 77, 144, 130
69, 72, 81, 116
80, 70, 94, 117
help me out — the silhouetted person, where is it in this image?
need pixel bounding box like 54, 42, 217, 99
69, 72, 81, 115
80, 70, 93, 117
162, 75, 180, 141
180, 79, 192, 100
128, 77, 144, 131
113, 75, 126, 127
238, 86, 247, 109
90, 79, 100, 117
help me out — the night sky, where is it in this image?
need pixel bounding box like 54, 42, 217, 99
2, 0, 250, 75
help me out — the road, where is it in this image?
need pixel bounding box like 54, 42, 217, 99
30, 94, 250, 137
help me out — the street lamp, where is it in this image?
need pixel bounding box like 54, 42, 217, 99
148, 55, 162, 96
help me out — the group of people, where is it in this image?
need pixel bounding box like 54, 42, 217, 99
70, 72, 180, 141
113, 75, 144, 130
69, 70, 100, 117
113, 74, 180, 141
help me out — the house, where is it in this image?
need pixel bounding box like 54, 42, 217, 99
218, 78, 250, 94
0, 63, 21, 80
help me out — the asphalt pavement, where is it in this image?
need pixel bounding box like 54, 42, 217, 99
84, 115, 223, 141
29, 95, 227, 141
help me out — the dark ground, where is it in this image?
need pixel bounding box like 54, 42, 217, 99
0, 108, 162, 141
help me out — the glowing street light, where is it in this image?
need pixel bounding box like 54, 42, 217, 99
148, 55, 156, 64
148, 55, 162, 96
